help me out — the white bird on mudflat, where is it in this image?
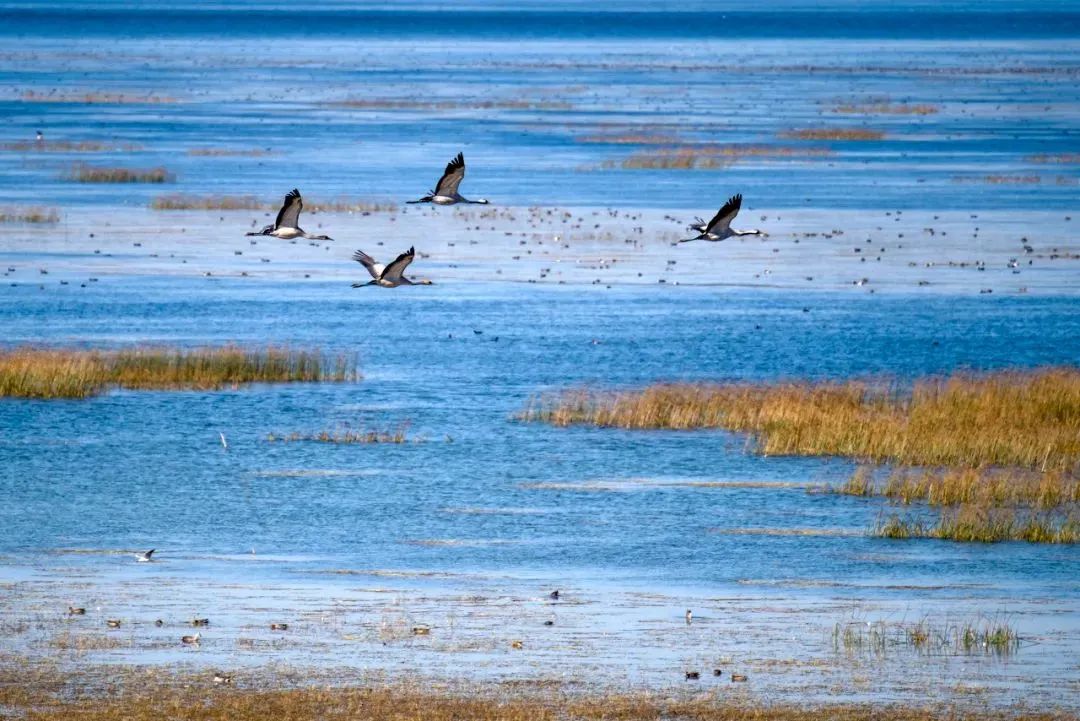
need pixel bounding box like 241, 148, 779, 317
135, 549, 155, 563
352, 246, 433, 288
246, 189, 332, 240
407, 152, 489, 206
681, 194, 762, 243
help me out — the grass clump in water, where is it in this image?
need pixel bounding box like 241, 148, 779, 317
66, 164, 173, 183
522, 368, 1080, 471
834, 616, 1020, 656
874, 507, 1079, 544
0, 346, 358, 399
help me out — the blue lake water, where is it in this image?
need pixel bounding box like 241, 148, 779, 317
0, 0, 1078, 708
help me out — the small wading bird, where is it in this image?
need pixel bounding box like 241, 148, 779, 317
181, 632, 201, 645
135, 549, 155, 563
407, 152, 489, 205
352, 246, 432, 287
246, 189, 333, 240
681, 194, 763, 243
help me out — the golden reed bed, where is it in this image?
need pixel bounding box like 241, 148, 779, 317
0, 346, 358, 399
522, 368, 1080, 472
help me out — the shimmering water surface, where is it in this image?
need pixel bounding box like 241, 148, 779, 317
0, 0, 1078, 709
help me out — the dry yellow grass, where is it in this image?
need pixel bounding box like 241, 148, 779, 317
522, 368, 1080, 471
0, 346, 358, 399
782, 129, 885, 141
0, 207, 59, 223
66, 164, 173, 183
4, 679, 1076, 721
839, 467, 1079, 509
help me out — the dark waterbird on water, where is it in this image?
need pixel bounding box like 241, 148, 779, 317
407, 152, 489, 206
682, 194, 763, 242
352, 246, 432, 287
246, 189, 332, 240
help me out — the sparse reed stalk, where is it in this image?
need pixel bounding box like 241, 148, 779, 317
0, 346, 358, 399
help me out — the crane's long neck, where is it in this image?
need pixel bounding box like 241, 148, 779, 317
734, 228, 762, 236
463, 197, 489, 205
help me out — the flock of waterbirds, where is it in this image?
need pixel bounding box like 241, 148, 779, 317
248, 151, 758, 288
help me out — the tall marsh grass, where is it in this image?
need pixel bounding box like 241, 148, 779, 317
0, 346, 358, 399
876, 507, 1079, 544
838, 467, 1079, 509
522, 368, 1080, 472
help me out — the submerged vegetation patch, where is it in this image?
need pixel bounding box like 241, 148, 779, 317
521, 368, 1080, 472
267, 424, 413, 444
0, 139, 142, 153
0, 207, 59, 224
185, 147, 274, 157
328, 97, 571, 111
65, 164, 173, 183
150, 194, 397, 212
602, 145, 831, 170
19, 90, 178, 104
782, 128, 885, 141
832, 103, 939, 115
0, 346, 358, 399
